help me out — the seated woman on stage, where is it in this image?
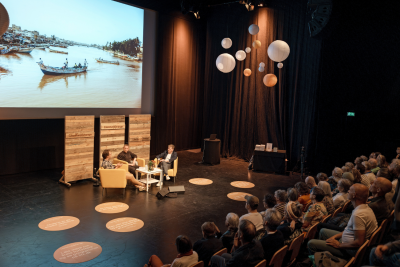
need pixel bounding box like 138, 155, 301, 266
156, 144, 177, 185
144, 235, 198, 267
101, 150, 146, 191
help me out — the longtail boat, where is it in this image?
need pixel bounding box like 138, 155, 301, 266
17, 47, 34, 53
95, 58, 119, 65
37, 62, 87, 75
49, 48, 68, 54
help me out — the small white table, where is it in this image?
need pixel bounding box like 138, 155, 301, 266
135, 167, 163, 192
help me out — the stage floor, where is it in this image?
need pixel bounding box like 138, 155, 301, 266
0, 150, 301, 267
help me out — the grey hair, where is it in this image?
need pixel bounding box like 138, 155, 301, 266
287, 188, 298, 201
338, 179, 351, 193
275, 189, 287, 202
333, 167, 343, 178
264, 208, 282, 230
362, 161, 371, 170
225, 213, 239, 229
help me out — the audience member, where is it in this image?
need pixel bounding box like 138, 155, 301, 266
216, 213, 239, 252
295, 182, 311, 206
318, 181, 335, 214
362, 161, 377, 185
368, 178, 392, 225
210, 220, 264, 267
308, 184, 378, 259
361, 155, 369, 162
193, 222, 224, 266
369, 158, 380, 174
274, 190, 287, 219
391, 159, 400, 238
354, 157, 363, 165
302, 187, 328, 231
278, 202, 304, 245
390, 160, 400, 190
260, 194, 276, 218
369, 152, 377, 159
329, 167, 343, 190
145, 235, 198, 267
284, 188, 299, 220
357, 163, 372, 187
305, 176, 318, 192
333, 179, 351, 209
352, 168, 362, 184
396, 147, 400, 159
317, 172, 328, 182
342, 166, 351, 173
345, 162, 354, 170
342, 172, 354, 184
377, 154, 389, 168
260, 209, 284, 263
369, 240, 400, 267
239, 195, 264, 231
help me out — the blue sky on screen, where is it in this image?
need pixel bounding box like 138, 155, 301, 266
2, 0, 144, 45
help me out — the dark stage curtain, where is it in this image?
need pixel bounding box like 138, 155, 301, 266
202, 1, 322, 168
151, 12, 205, 155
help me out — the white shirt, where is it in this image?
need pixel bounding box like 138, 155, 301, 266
239, 213, 264, 231
166, 153, 171, 161
342, 204, 377, 244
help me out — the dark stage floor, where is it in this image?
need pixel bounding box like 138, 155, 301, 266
0, 150, 301, 267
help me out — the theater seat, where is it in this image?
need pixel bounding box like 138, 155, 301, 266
113, 158, 146, 171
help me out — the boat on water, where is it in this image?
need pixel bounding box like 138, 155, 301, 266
35, 47, 46, 50
95, 58, 119, 65
37, 62, 87, 75
0, 48, 10, 55
17, 47, 34, 53
48, 48, 68, 54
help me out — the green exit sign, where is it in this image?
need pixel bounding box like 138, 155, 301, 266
347, 112, 355, 117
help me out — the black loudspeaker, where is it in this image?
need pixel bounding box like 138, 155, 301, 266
169, 185, 185, 194
156, 188, 169, 199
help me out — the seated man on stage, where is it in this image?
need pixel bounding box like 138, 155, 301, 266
117, 144, 138, 175
156, 144, 177, 184
101, 149, 145, 191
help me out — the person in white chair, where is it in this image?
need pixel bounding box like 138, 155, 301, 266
156, 144, 177, 186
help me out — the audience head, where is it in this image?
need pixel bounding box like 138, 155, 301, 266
318, 181, 332, 197
175, 235, 192, 254
168, 144, 175, 153
201, 222, 217, 238
274, 190, 287, 203
397, 147, 400, 155
332, 167, 343, 178
244, 195, 259, 211
238, 220, 256, 243
342, 166, 351, 173
311, 187, 325, 202
263, 194, 277, 209
305, 176, 317, 189
345, 162, 355, 170
370, 177, 392, 197
102, 149, 110, 160
123, 144, 129, 153
338, 178, 351, 193
348, 184, 369, 203
287, 188, 298, 202
354, 157, 363, 165
317, 172, 328, 182
360, 155, 368, 162
377, 154, 388, 168
355, 163, 365, 174
362, 161, 371, 172
286, 202, 303, 221
352, 168, 362, 183
389, 159, 400, 178
369, 152, 376, 159
295, 182, 310, 196
342, 172, 354, 184
376, 168, 391, 180
375, 152, 381, 158
263, 208, 282, 231
368, 158, 378, 169
225, 213, 239, 230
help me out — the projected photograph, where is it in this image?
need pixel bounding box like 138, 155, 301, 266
0, 0, 144, 108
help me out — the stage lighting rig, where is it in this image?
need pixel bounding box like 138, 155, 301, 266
239, 0, 254, 11
181, 0, 201, 19
307, 0, 333, 37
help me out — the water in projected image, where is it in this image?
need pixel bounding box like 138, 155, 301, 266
0, 0, 144, 108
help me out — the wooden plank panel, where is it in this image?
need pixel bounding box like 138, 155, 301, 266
99, 115, 126, 167
129, 114, 151, 160
65, 163, 93, 173
65, 132, 95, 139
100, 136, 125, 142
65, 116, 94, 120
100, 129, 125, 135
100, 115, 125, 123
65, 152, 93, 160
65, 138, 93, 144
99, 144, 123, 150
65, 171, 93, 182
65, 142, 94, 149
100, 122, 125, 130
65, 157, 93, 167
66, 146, 94, 154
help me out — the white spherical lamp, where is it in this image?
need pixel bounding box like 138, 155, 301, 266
263, 74, 278, 87
258, 66, 264, 72
245, 47, 251, 53
267, 40, 290, 62
252, 40, 261, 49
235, 50, 246, 61
221, 38, 232, 49
259, 62, 265, 68
216, 53, 236, 73
277, 63, 283, 68
243, 68, 252, 76
248, 24, 259, 35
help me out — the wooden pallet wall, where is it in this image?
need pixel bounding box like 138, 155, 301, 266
64, 116, 95, 183
99, 115, 125, 166
129, 115, 151, 161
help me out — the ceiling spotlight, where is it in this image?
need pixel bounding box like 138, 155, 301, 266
193, 11, 200, 19
240, 0, 254, 11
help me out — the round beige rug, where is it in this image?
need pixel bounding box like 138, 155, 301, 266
227, 192, 253, 201
38, 216, 80, 231
95, 202, 129, 214
106, 217, 144, 232
54, 242, 102, 264
189, 178, 213, 185
230, 181, 255, 188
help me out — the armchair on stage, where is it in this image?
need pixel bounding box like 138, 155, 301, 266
153, 157, 179, 183
112, 158, 146, 170
99, 168, 127, 195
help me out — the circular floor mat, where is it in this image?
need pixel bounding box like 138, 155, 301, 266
95, 202, 129, 214
106, 217, 144, 232
54, 242, 102, 264
230, 181, 255, 188
38, 216, 80, 231
227, 192, 253, 201
189, 178, 213, 185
